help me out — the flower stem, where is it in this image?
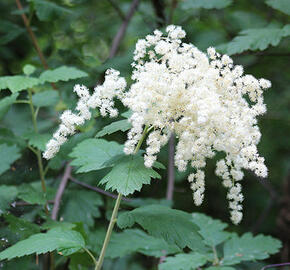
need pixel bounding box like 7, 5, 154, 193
83, 248, 98, 266
95, 193, 122, 270
28, 89, 48, 207
94, 126, 150, 270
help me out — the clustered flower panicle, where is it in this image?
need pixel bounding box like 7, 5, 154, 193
44, 25, 271, 224
43, 70, 126, 159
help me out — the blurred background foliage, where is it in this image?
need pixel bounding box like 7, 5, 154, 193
0, 0, 289, 269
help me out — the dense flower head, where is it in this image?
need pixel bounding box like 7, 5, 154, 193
43, 25, 271, 224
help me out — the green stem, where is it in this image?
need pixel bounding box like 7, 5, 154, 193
14, 99, 30, 104
134, 125, 149, 154
83, 248, 98, 266
28, 89, 38, 132
212, 246, 219, 265
95, 193, 122, 270
27, 90, 47, 196
94, 126, 150, 270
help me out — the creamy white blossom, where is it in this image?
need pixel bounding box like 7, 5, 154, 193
43, 25, 271, 224
43, 70, 127, 160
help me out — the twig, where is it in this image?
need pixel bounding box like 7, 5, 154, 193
151, 0, 166, 27
51, 165, 72, 220
11, 200, 54, 207
168, 0, 178, 24
261, 262, 290, 270
108, 0, 140, 58
69, 176, 131, 202
107, 0, 126, 20
15, 0, 48, 69
166, 134, 175, 200
15, 0, 57, 90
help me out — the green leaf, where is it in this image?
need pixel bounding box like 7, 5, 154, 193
61, 190, 103, 227
39, 66, 88, 84
96, 119, 132, 137
18, 183, 47, 205
69, 138, 124, 173
0, 93, 18, 120
100, 154, 161, 196
0, 185, 18, 214
0, 228, 85, 260
181, 0, 232, 9
124, 198, 172, 208
221, 233, 282, 265
23, 65, 36, 76
4, 214, 40, 239
159, 253, 209, 270
0, 76, 40, 93
0, 20, 25, 45
219, 24, 290, 55
106, 229, 180, 258
192, 213, 230, 247
117, 205, 206, 251
23, 131, 50, 151
266, 0, 290, 16
30, 0, 72, 21
42, 220, 76, 231
32, 90, 58, 107
0, 144, 21, 175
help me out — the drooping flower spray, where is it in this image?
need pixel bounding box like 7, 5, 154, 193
44, 25, 270, 225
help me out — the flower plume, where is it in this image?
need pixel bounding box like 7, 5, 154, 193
43, 25, 271, 224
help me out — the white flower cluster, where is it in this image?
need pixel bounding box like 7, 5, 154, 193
43, 69, 126, 159
43, 25, 270, 224
123, 25, 270, 224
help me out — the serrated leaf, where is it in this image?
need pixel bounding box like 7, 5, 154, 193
0, 144, 21, 175
17, 183, 47, 205
0, 185, 18, 214
159, 253, 209, 270
106, 229, 180, 258
266, 0, 290, 16
117, 205, 206, 251
42, 220, 76, 231
96, 119, 132, 137
100, 154, 161, 196
220, 24, 290, 55
30, 0, 72, 21
0, 127, 26, 148
181, 0, 232, 9
39, 66, 88, 84
23, 131, 50, 151
32, 90, 58, 107
0, 228, 85, 260
221, 233, 282, 265
0, 20, 25, 45
0, 93, 18, 120
0, 76, 40, 93
69, 138, 124, 173
192, 213, 230, 247
4, 214, 40, 239
61, 190, 103, 227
